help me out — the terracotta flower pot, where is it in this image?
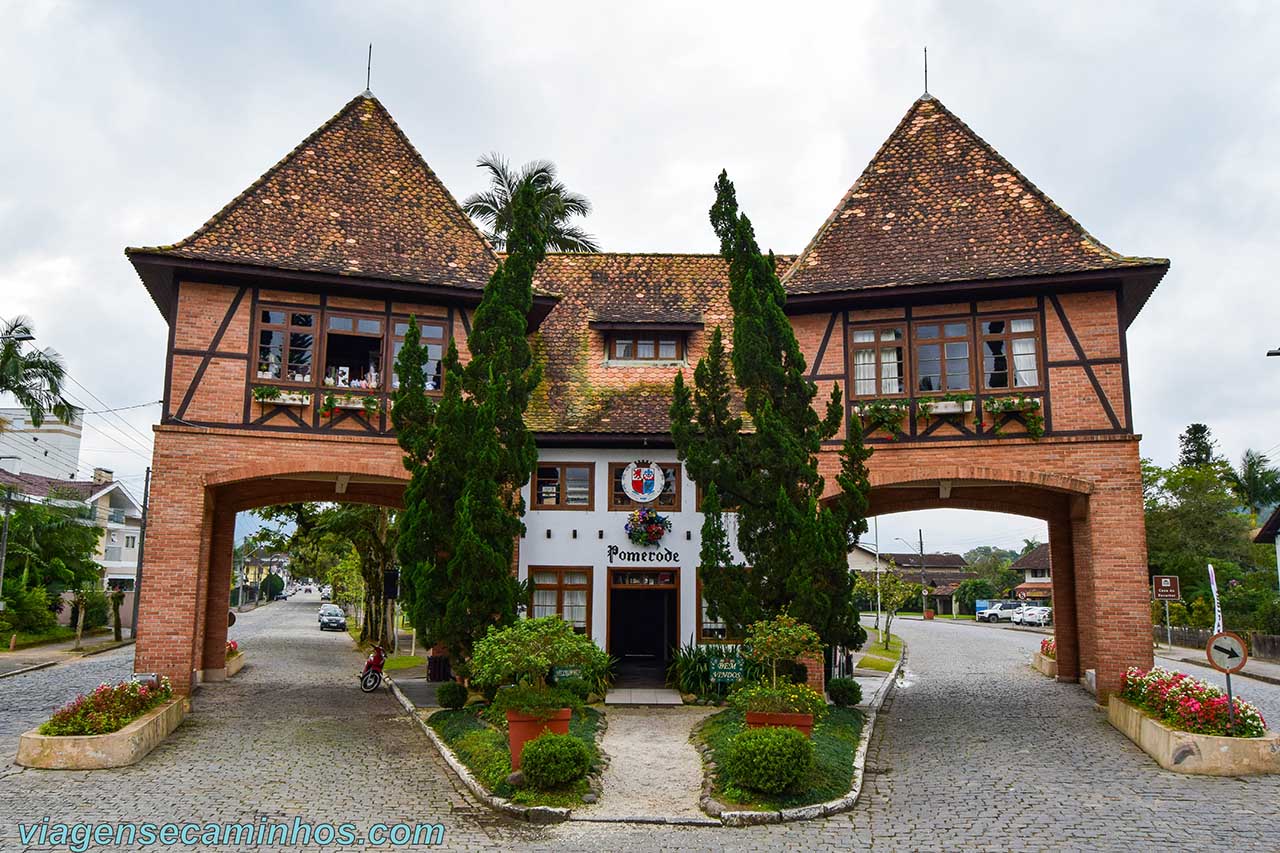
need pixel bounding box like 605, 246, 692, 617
505, 708, 571, 769
745, 710, 814, 738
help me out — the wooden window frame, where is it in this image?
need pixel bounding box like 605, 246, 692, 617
529, 566, 592, 634
255, 306, 319, 387
608, 462, 681, 511
532, 462, 596, 511
848, 323, 908, 399
696, 577, 742, 644
320, 312, 386, 391
978, 314, 1042, 392
390, 315, 448, 396
912, 320, 973, 395
608, 568, 679, 590
607, 333, 685, 362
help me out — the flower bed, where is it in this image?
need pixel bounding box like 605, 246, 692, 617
1031, 638, 1057, 678
225, 641, 245, 678
1107, 667, 1280, 775
427, 706, 603, 808
697, 707, 863, 811
1120, 667, 1266, 738
17, 678, 187, 769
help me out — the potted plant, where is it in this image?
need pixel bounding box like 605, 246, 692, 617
732, 613, 827, 737
469, 616, 609, 769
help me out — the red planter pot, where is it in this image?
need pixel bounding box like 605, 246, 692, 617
745, 711, 815, 738
505, 708, 571, 769
924, 609, 935, 620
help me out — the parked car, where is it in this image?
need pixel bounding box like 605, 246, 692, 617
1025, 606, 1053, 626
320, 590, 331, 601
318, 604, 343, 623
273, 593, 289, 601
1011, 604, 1038, 625
978, 601, 1021, 623
319, 608, 347, 631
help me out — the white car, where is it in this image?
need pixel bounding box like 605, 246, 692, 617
1010, 604, 1037, 625
1025, 606, 1053, 627
978, 602, 1020, 623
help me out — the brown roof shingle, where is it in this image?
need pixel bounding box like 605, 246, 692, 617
783, 96, 1167, 296
127, 93, 497, 291
0, 470, 96, 501
527, 253, 794, 435
1010, 542, 1051, 572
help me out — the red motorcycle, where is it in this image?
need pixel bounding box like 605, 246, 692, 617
360, 644, 386, 692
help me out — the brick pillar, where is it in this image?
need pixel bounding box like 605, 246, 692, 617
200, 504, 236, 680
1088, 484, 1153, 700
134, 445, 212, 695
798, 651, 825, 696
1048, 511, 1079, 682
1070, 494, 1097, 677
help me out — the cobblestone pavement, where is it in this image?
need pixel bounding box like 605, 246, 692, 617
1, 603, 1278, 851
0, 643, 134, 744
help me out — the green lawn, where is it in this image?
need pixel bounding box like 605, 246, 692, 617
428, 707, 603, 808
862, 629, 904, 660
854, 654, 896, 673
699, 708, 864, 811
0, 625, 111, 651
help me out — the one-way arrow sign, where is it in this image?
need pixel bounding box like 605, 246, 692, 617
1206, 631, 1248, 674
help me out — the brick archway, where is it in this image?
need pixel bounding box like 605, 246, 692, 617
134, 426, 411, 693
819, 437, 1152, 699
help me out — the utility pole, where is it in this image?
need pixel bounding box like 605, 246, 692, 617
919, 529, 928, 614
0, 485, 13, 613
129, 467, 150, 639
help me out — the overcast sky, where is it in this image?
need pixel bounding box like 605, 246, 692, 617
2, 2, 1277, 552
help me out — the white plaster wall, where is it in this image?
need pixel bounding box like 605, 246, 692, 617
519, 448, 747, 652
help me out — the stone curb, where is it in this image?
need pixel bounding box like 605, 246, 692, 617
696, 646, 905, 826
80, 639, 136, 658
385, 676, 570, 825
1168, 655, 1280, 688
0, 660, 60, 680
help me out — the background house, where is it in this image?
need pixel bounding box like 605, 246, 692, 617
0, 406, 83, 480
850, 544, 975, 614
0, 466, 143, 589
1011, 542, 1053, 601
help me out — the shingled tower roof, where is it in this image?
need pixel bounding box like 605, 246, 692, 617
127, 93, 497, 293
783, 95, 1167, 298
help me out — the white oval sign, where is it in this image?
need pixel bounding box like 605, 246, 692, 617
621, 461, 665, 503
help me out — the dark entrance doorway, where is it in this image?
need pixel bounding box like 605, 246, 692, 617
608, 569, 679, 688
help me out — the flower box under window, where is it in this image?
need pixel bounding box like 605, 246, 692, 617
852, 402, 907, 416
332, 396, 379, 411
927, 399, 974, 415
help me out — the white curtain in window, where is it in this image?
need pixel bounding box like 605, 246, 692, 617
1011, 338, 1038, 387
880, 347, 901, 395
563, 589, 587, 628
532, 588, 557, 619
854, 348, 876, 396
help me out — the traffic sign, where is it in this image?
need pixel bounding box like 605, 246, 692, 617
1206, 631, 1248, 674
1152, 575, 1180, 601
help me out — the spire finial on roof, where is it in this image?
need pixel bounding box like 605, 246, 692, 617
923, 46, 930, 98
364, 43, 373, 97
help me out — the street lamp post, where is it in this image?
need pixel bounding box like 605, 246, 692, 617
897, 531, 928, 615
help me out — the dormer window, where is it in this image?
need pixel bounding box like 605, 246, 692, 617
608, 333, 684, 362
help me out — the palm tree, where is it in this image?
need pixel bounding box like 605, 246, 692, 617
0, 316, 75, 428
462, 153, 599, 253
1227, 449, 1280, 523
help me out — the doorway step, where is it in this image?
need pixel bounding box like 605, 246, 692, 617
604, 687, 683, 705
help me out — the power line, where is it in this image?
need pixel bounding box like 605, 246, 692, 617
82, 400, 161, 415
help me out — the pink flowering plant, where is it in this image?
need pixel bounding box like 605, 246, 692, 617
1039, 638, 1056, 660
39, 677, 174, 737
1120, 667, 1267, 738
226, 639, 240, 658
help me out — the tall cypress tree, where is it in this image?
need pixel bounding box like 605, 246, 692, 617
393, 182, 546, 661
672, 171, 872, 649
